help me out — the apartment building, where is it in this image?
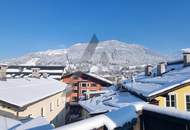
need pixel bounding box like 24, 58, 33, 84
62, 71, 113, 102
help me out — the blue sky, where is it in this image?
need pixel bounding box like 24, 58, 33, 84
0, 0, 190, 58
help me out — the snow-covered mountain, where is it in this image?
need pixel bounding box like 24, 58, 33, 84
0, 40, 166, 66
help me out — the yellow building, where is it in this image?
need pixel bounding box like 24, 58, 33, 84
0, 77, 68, 127
154, 83, 190, 111
123, 49, 190, 112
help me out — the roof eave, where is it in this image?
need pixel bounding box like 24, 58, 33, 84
148, 82, 190, 100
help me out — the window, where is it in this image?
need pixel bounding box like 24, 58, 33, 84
41, 107, 45, 117
91, 83, 96, 87
57, 99, 60, 107
81, 90, 87, 94
166, 94, 176, 107
73, 90, 78, 93
72, 96, 78, 101
186, 95, 190, 111
81, 83, 87, 87
73, 83, 78, 86
50, 102, 54, 112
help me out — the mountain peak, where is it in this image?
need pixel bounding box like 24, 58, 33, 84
0, 40, 166, 66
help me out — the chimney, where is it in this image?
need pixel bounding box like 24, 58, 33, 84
145, 64, 153, 76
0, 65, 7, 81
183, 49, 190, 67
157, 62, 166, 76
32, 68, 40, 78
42, 73, 49, 78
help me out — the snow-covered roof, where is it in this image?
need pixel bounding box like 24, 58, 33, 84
57, 101, 190, 130
123, 61, 190, 98
0, 78, 67, 107
182, 48, 190, 53
5, 65, 64, 80
49, 75, 62, 79
0, 116, 53, 130
63, 71, 113, 85
55, 105, 137, 130
7, 68, 63, 73
56, 114, 108, 130
0, 115, 22, 130
143, 104, 190, 120
16, 117, 53, 130
86, 73, 113, 85
79, 86, 144, 114
104, 105, 137, 129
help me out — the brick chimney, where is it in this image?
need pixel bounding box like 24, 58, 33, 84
32, 68, 40, 78
183, 49, 190, 67
0, 65, 7, 81
145, 64, 153, 76
157, 62, 166, 76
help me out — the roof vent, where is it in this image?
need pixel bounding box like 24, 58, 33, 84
32, 68, 40, 78
182, 49, 190, 67
145, 64, 153, 76
0, 65, 7, 81
157, 62, 166, 76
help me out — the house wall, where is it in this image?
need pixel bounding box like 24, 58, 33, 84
0, 92, 66, 127
155, 84, 190, 111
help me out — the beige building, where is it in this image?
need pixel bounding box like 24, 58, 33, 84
0, 77, 68, 127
